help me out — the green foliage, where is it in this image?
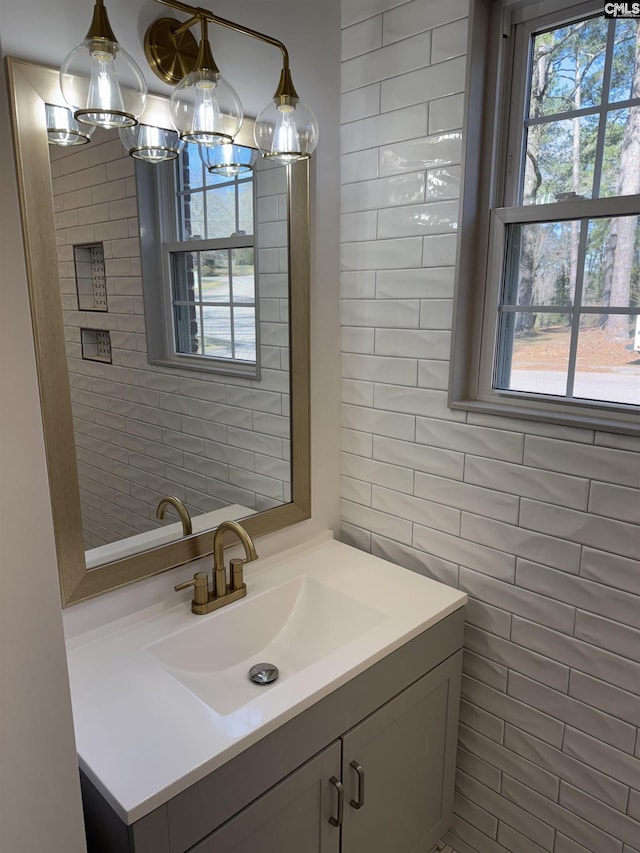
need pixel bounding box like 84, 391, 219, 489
552, 267, 571, 306
516, 15, 639, 317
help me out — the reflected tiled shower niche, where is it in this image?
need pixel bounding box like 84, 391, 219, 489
81, 329, 112, 364
74, 242, 107, 311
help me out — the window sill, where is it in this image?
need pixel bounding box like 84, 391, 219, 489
449, 394, 640, 438
148, 354, 260, 382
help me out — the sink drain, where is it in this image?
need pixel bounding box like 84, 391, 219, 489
248, 663, 279, 685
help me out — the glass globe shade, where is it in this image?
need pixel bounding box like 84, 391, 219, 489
119, 124, 185, 163
170, 68, 243, 146
199, 143, 257, 177
254, 98, 319, 163
45, 104, 95, 146
60, 37, 147, 129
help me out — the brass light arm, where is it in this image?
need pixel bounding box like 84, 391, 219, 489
171, 13, 201, 37
156, 496, 193, 536
196, 7, 291, 71
154, 0, 291, 65
151, 0, 298, 100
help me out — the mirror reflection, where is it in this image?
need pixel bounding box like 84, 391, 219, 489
48, 128, 292, 569
9, 59, 309, 606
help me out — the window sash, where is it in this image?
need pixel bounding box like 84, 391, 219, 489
503, 0, 607, 206
479, 197, 640, 414
164, 148, 259, 372
176, 177, 254, 242
168, 243, 256, 363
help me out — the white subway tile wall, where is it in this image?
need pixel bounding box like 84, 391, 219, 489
339, 2, 640, 852
50, 130, 291, 549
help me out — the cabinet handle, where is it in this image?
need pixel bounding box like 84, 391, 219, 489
328, 776, 344, 827
349, 760, 365, 809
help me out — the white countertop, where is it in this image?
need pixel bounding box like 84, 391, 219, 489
66, 534, 466, 824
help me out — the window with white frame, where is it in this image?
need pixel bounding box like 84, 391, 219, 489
452, 0, 640, 432
138, 141, 259, 379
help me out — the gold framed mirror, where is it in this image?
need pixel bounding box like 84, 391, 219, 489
6, 57, 310, 606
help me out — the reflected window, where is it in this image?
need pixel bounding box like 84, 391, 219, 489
137, 142, 260, 379
167, 144, 258, 372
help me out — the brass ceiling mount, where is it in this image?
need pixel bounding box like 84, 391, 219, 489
86, 0, 117, 43
144, 16, 199, 85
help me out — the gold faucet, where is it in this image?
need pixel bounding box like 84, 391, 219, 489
175, 520, 258, 615
212, 520, 258, 596
156, 495, 192, 536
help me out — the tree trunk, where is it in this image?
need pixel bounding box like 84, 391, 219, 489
570, 51, 581, 303
516, 52, 547, 332
601, 27, 640, 340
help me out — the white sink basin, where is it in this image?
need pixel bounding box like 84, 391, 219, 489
145, 575, 382, 714
65, 534, 467, 824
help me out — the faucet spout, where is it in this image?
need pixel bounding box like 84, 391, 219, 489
156, 495, 193, 536
174, 519, 257, 615
212, 520, 258, 597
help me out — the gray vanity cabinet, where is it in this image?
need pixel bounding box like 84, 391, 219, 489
341, 658, 457, 853
180, 653, 460, 853
191, 743, 341, 853
80, 609, 464, 853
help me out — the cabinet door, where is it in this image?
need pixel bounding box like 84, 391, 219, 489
341, 651, 462, 853
190, 741, 341, 853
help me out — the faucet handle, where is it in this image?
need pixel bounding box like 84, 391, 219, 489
175, 571, 209, 607
230, 557, 245, 592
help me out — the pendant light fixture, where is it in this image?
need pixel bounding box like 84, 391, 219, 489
169, 17, 243, 147
60, 0, 147, 129
144, 0, 319, 160
254, 67, 318, 163
119, 123, 184, 162
45, 104, 95, 146
199, 142, 257, 177
59, 0, 319, 166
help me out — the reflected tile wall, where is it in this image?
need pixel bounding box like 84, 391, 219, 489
50, 134, 291, 548
339, 2, 640, 853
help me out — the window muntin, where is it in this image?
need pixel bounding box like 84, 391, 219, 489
488, 6, 640, 415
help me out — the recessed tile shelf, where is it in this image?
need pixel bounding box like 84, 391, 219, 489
74, 242, 107, 311
81, 329, 112, 364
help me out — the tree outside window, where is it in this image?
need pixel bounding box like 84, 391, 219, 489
495, 10, 640, 408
